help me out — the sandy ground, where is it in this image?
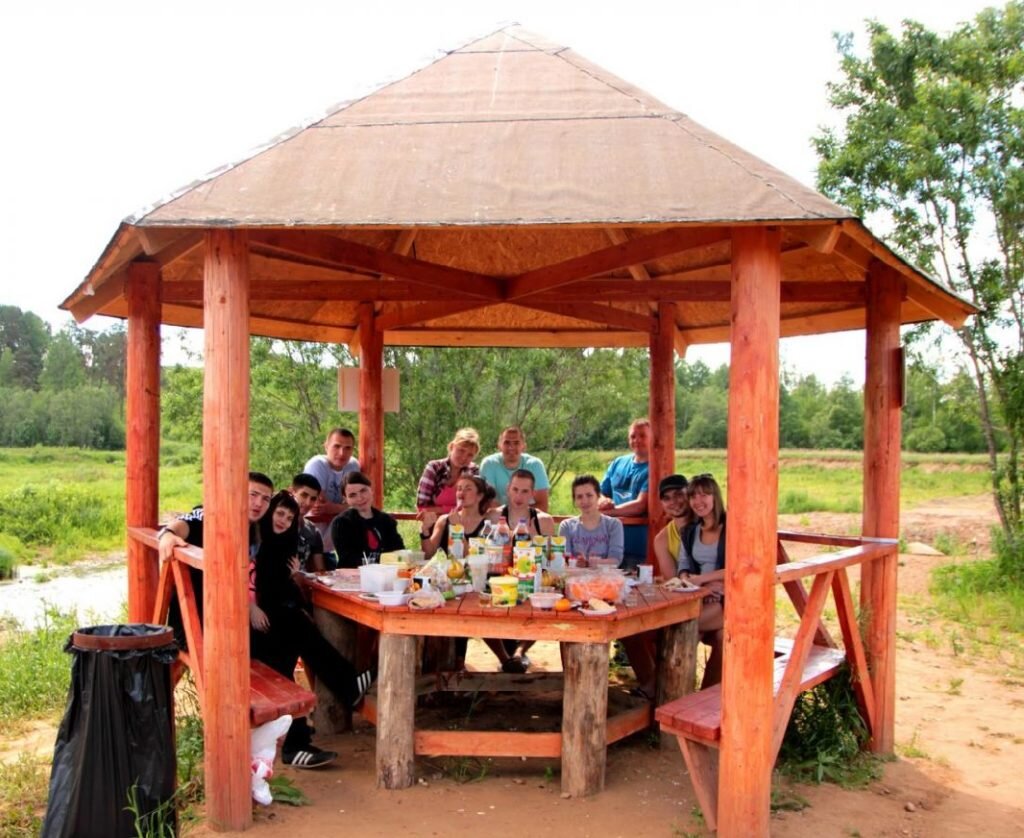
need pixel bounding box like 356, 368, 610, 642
5, 494, 1023, 836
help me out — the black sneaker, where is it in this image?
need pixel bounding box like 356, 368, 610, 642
282, 747, 337, 769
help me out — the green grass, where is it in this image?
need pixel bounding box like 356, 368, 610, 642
0, 753, 50, 837
0, 445, 202, 563
931, 559, 1024, 634
0, 607, 78, 730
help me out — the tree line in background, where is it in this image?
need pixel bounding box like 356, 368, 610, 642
1, 304, 991, 497
0, 306, 125, 449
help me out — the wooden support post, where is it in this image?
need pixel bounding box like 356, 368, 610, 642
648, 302, 678, 553
359, 302, 385, 506
376, 633, 417, 789
656, 619, 699, 748
719, 226, 781, 837
861, 260, 904, 754
201, 230, 252, 831
561, 642, 609, 797
125, 262, 161, 623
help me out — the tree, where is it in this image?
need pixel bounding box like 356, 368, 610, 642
814, 3, 1024, 579
0, 305, 49, 390
40, 330, 87, 391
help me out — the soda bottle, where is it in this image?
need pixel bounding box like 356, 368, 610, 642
495, 516, 512, 565
512, 517, 530, 545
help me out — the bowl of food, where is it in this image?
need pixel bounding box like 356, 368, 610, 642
528, 592, 562, 610
375, 590, 412, 607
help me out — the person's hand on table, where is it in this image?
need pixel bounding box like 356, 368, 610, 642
249, 603, 270, 632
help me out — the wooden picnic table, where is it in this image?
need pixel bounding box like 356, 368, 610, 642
309, 580, 703, 796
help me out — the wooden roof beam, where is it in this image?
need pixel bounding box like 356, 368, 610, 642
383, 329, 648, 348
248, 229, 502, 300
374, 300, 494, 331
516, 301, 657, 332
505, 227, 731, 300
68, 265, 128, 323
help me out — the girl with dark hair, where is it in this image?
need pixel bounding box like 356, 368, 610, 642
421, 475, 498, 559
252, 491, 372, 768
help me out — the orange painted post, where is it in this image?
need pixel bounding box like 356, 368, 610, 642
202, 230, 252, 831
861, 260, 904, 754
718, 226, 781, 837
648, 302, 678, 552
125, 262, 161, 622
359, 302, 385, 506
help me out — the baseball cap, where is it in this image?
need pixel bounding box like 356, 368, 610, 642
658, 474, 688, 497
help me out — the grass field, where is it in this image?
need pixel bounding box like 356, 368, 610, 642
0, 445, 991, 566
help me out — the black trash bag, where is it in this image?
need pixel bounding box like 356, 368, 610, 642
41, 624, 179, 838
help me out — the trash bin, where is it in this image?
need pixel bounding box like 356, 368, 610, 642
41, 624, 178, 838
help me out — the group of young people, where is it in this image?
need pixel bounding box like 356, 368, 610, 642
154, 420, 729, 769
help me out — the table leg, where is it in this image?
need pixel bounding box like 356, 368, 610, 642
561, 641, 609, 797
311, 608, 357, 733
376, 633, 417, 789
656, 619, 699, 748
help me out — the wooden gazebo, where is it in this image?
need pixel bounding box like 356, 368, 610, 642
62, 26, 972, 835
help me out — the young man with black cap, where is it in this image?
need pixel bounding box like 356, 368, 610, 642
652, 473, 691, 580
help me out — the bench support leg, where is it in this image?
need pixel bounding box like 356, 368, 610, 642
678, 738, 719, 832
376, 633, 417, 789
561, 642, 609, 797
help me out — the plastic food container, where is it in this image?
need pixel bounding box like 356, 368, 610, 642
488, 575, 519, 606
565, 570, 627, 604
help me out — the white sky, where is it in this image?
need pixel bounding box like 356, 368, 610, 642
0, 0, 993, 384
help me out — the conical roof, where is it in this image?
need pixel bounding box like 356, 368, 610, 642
62, 24, 972, 346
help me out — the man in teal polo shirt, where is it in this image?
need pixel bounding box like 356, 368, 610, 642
479, 426, 550, 511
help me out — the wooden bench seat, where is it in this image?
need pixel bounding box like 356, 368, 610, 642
655, 642, 845, 830
656, 643, 845, 743
130, 525, 316, 728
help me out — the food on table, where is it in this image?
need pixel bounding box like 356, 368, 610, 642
553, 597, 573, 612
586, 598, 615, 614
565, 570, 627, 603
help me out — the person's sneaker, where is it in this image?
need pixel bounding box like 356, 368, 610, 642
282, 747, 337, 769
353, 669, 375, 710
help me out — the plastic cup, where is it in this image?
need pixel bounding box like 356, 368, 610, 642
468, 555, 489, 593
637, 564, 654, 584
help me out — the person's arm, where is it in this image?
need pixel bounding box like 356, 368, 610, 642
537, 511, 555, 537
307, 529, 326, 573
421, 514, 448, 559
382, 513, 405, 551
330, 514, 362, 569
652, 525, 675, 580
532, 489, 550, 512
415, 460, 441, 511
606, 517, 625, 561
157, 518, 190, 561
604, 489, 648, 518
558, 518, 576, 557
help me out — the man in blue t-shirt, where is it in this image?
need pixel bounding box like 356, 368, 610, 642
479, 426, 551, 510
598, 418, 651, 570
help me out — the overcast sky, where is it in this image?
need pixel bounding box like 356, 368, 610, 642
0, 0, 995, 383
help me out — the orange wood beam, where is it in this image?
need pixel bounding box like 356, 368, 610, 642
359, 303, 385, 506
201, 230, 252, 831
382, 329, 648, 348
648, 302, 678, 554
248, 229, 502, 300
861, 259, 904, 754
516, 300, 657, 333
374, 300, 494, 331
125, 262, 161, 623
505, 227, 731, 300
718, 226, 781, 837
69, 266, 128, 323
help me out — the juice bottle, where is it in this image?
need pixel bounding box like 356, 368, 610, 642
495, 516, 512, 566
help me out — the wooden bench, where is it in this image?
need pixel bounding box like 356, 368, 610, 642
654, 538, 890, 831
129, 526, 316, 727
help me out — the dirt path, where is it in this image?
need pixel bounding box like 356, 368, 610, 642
8, 495, 1024, 835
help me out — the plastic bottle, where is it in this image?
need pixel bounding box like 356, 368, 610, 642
495, 516, 512, 565
450, 524, 465, 561
512, 517, 530, 545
